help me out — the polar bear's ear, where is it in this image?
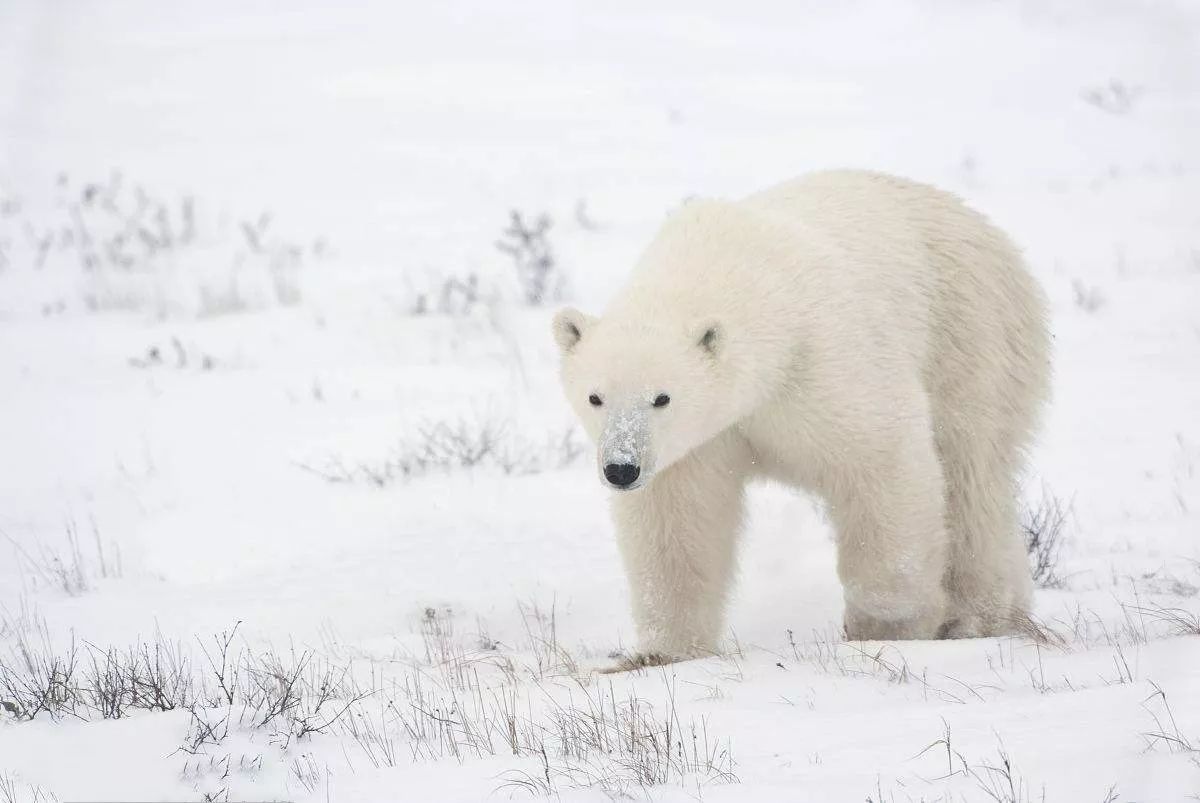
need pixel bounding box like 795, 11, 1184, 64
553, 307, 594, 354
695, 321, 721, 356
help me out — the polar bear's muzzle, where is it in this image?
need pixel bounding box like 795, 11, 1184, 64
603, 462, 641, 488
598, 406, 653, 491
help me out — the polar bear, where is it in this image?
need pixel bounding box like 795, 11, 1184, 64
552, 170, 1050, 663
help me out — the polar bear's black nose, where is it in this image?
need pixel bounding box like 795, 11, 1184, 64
604, 463, 641, 487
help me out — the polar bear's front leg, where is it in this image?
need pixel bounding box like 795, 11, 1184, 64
608, 435, 750, 663
832, 421, 951, 641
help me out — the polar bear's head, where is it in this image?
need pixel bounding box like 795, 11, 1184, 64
552, 308, 729, 491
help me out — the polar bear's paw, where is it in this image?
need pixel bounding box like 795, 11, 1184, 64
596, 651, 685, 674
844, 605, 945, 641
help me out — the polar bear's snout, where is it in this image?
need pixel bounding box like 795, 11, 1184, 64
598, 405, 653, 490
603, 462, 640, 488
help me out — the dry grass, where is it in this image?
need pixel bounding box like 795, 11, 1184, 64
785, 627, 996, 705
1140, 680, 1198, 755
499, 675, 736, 797
0, 773, 59, 803
910, 724, 1046, 803
1, 519, 121, 597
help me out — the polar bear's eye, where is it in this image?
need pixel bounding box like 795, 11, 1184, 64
653, 394, 670, 408
588, 393, 603, 407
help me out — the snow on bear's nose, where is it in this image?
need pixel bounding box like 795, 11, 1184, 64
598, 404, 649, 486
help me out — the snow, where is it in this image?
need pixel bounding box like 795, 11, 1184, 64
1, 0, 1198, 800
600, 406, 649, 469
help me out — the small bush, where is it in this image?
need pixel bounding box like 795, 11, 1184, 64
82, 637, 195, 719
0, 628, 81, 721
1071, 279, 1105, 313
0, 621, 362, 741
496, 210, 563, 306
1022, 490, 1069, 589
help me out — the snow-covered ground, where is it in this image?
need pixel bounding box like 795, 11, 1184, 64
1, 1, 1198, 800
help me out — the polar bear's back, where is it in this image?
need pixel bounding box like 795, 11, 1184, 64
744, 170, 1049, 469
748, 170, 1049, 411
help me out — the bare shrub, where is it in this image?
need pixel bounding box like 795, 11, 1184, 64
1022, 490, 1070, 589
1071, 279, 1105, 312
297, 417, 584, 487
1081, 80, 1143, 115
82, 637, 195, 719
2, 608, 739, 800
2, 628, 197, 722
0, 172, 322, 317
1137, 563, 1200, 598
0, 626, 81, 721
190, 623, 367, 749
177, 704, 231, 756
128, 336, 216, 372
239, 647, 368, 746
496, 210, 563, 305
405, 270, 482, 316
1, 620, 362, 743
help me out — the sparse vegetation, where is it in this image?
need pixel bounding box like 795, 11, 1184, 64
1081, 80, 1144, 115
406, 269, 483, 316
0, 172, 324, 317
0, 773, 59, 803
1, 519, 120, 598
397, 207, 567, 316
499, 676, 736, 797
1139, 680, 1197, 757
0, 520, 120, 595
296, 416, 585, 487
1072, 278, 1106, 313
1022, 489, 1070, 589
911, 725, 1045, 803
0, 604, 739, 799
496, 210, 563, 306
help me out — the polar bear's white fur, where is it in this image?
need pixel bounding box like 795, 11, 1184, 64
553, 170, 1050, 661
